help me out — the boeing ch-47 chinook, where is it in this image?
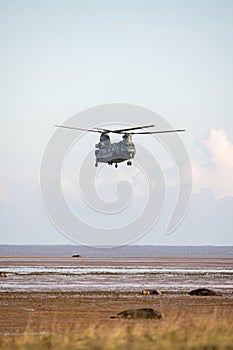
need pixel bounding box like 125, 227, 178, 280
55, 124, 185, 168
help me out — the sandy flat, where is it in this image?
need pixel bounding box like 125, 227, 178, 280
0, 256, 232, 334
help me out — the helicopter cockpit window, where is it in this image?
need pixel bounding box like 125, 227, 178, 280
100, 133, 110, 144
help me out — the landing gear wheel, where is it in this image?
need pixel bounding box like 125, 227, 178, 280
95, 162, 98, 167
115, 163, 118, 168
127, 161, 132, 166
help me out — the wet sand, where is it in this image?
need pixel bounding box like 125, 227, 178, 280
0, 256, 232, 334
1, 256, 233, 268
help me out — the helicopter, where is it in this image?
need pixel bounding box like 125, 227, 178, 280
55, 124, 185, 168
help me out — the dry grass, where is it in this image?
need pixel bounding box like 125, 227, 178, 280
1, 315, 233, 350
0, 291, 232, 350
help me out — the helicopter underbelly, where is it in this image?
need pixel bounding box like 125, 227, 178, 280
98, 157, 127, 164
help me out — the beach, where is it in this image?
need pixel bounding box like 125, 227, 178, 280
0, 253, 233, 349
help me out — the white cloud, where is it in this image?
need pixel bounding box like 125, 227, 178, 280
192, 129, 233, 199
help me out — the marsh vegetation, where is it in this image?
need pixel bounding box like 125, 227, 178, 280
0, 291, 232, 350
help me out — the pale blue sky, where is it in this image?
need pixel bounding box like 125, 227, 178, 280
0, 0, 233, 245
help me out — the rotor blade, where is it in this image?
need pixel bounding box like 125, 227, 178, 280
55, 125, 102, 133
93, 127, 113, 132
131, 129, 186, 135
115, 125, 155, 133
94, 125, 155, 133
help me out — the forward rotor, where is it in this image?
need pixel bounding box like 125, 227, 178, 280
55, 124, 155, 134
93, 125, 155, 133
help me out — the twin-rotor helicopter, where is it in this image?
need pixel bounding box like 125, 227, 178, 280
55, 124, 185, 168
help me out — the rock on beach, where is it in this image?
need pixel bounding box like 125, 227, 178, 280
111, 308, 163, 319
188, 288, 221, 296
142, 289, 162, 295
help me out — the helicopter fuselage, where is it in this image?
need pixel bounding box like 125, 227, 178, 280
95, 133, 136, 167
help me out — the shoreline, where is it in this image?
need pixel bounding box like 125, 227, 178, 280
1, 256, 233, 293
